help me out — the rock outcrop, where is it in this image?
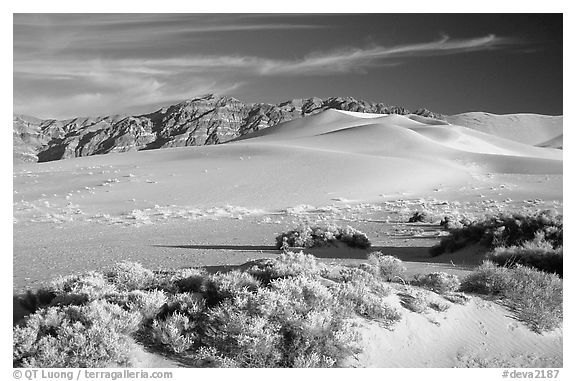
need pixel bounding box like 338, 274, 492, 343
13, 94, 438, 164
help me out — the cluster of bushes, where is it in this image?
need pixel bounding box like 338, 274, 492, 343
486, 233, 563, 276
14, 247, 563, 367
430, 211, 563, 275
461, 261, 563, 333
14, 253, 402, 368
439, 215, 472, 230
275, 224, 371, 250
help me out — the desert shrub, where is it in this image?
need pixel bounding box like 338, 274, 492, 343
106, 261, 156, 291
429, 300, 451, 312
412, 272, 460, 294
190, 346, 238, 368
49, 272, 118, 305
13, 300, 140, 367
16, 272, 119, 315
443, 292, 471, 305
408, 211, 427, 223
399, 290, 430, 313
486, 234, 562, 276
150, 267, 208, 293
151, 312, 196, 354
339, 266, 392, 296
247, 251, 326, 284
275, 224, 371, 250
125, 290, 168, 320
15, 255, 402, 368
439, 215, 472, 230
188, 276, 361, 367
17, 289, 57, 316
367, 252, 407, 282
339, 226, 371, 248
461, 261, 562, 332
430, 210, 562, 257
201, 271, 261, 307
171, 268, 209, 293
460, 261, 514, 295
335, 282, 401, 324
161, 292, 205, 318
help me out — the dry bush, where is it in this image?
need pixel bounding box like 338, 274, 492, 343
13, 300, 140, 367
15, 254, 404, 368
412, 272, 460, 294
430, 210, 562, 257
487, 233, 562, 276
399, 290, 430, 313
367, 252, 407, 282
461, 261, 562, 332
275, 224, 371, 250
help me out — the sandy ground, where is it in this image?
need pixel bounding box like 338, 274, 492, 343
348, 292, 562, 368
13, 109, 563, 367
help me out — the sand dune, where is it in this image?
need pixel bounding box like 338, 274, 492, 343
537, 134, 563, 149
14, 109, 562, 219
349, 294, 562, 367
445, 112, 563, 147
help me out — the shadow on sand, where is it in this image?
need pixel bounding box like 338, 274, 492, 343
153, 243, 462, 264
153, 244, 278, 252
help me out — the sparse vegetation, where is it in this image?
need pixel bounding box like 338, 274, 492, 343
486, 234, 562, 276
14, 253, 402, 368
246, 251, 327, 284
14, 247, 562, 367
428, 300, 451, 312
13, 300, 140, 367
412, 272, 460, 294
461, 261, 563, 333
430, 211, 563, 268
275, 224, 371, 250
442, 292, 471, 305
366, 252, 407, 282
399, 290, 430, 313
439, 215, 471, 230
408, 211, 428, 223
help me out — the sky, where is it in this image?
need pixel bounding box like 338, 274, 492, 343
13, 13, 563, 119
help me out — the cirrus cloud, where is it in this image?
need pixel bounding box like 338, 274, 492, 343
14, 28, 518, 118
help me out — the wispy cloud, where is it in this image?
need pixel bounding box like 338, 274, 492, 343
16, 34, 514, 77
13, 31, 518, 118
258, 34, 513, 75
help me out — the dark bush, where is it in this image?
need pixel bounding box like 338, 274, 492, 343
487, 238, 562, 276
408, 212, 427, 223
430, 210, 562, 258
276, 224, 371, 250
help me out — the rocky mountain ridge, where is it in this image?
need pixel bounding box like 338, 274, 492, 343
13, 94, 442, 164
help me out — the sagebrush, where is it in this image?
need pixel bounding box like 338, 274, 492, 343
275, 224, 371, 250
461, 261, 562, 332
430, 211, 563, 277
14, 252, 401, 368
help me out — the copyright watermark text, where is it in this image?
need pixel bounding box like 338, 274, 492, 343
502, 369, 560, 379
13, 369, 173, 381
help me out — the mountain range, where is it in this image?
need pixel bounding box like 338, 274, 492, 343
13, 94, 442, 164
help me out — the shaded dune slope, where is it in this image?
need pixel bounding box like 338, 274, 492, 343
233, 109, 562, 174
445, 112, 563, 147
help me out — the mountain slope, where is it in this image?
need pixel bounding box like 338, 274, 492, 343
14, 96, 563, 165
13, 95, 420, 164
